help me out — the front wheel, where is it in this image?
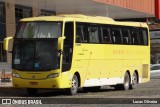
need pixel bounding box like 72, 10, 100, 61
67, 75, 79, 95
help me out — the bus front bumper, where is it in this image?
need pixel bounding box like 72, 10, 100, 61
12, 77, 61, 89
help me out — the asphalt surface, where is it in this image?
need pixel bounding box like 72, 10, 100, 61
0, 79, 160, 106
0, 79, 160, 98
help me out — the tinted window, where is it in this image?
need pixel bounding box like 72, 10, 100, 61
88, 25, 99, 43
122, 28, 130, 44
111, 28, 122, 44
76, 22, 148, 46
139, 28, 148, 45
131, 28, 139, 45
76, 23, 89, 43
100, 27, 112, 44
63, 22, 74, 71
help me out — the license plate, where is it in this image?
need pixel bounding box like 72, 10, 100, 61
29, 82, 38, 85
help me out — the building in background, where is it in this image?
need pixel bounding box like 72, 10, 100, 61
0, 0, 159, 63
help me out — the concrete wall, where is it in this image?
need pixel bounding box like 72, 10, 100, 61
32, 0, 40, 17
5, 0, 15, 63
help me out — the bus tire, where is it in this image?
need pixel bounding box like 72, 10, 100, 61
114, 72, 130, 90
123, 72, 130, 90
26, 88, 38, 95
130, 72, 138, 89
67, 75, 79, 95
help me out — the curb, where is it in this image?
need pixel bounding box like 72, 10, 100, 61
0, 79, 13, 88
0, 86, 13, 88
0, 82, 13, 88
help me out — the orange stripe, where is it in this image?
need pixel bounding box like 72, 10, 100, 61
93, 0, 155, 15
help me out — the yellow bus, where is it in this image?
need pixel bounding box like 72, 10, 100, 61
4, 14, 150, 95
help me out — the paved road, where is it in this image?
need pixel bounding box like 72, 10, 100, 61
0, 79, 160, 106
0, 79, 160, 98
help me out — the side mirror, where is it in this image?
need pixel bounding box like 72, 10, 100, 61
3, 37, 13, 52
58, 36, 65, 50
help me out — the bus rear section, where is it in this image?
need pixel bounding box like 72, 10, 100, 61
73, 21, 150, 91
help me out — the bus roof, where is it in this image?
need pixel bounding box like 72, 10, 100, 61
20, 14, 148, 28
20, 14, 114, 22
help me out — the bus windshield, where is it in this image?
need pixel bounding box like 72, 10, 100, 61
13, 39, 59, 71
16, 22, 62, 38
12, 21, 62, 71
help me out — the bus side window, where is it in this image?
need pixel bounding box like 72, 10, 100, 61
88, 25, 99, 43
76, 26, 83, 43
83, 26, 89, 43
131, 28, 139, 45
101, 27, 111, 44
111, 28, 122, 44
143, 29, 148, 45
76, 23, 89, 43
122, 28, 130, 44
139, 28, 144, 45
139, 28, 148, 45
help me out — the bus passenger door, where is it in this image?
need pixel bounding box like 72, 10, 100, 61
62, 22, 74, 72
60, 22, 74, 88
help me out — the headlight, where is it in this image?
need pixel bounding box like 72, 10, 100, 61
47, 73, 59, 78
12, 73, 21, 78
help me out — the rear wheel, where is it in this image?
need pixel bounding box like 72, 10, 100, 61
26, 88, 38, 95
114, 72, 130, 90
130, 72, 138, 89
67, 75, 79, 95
